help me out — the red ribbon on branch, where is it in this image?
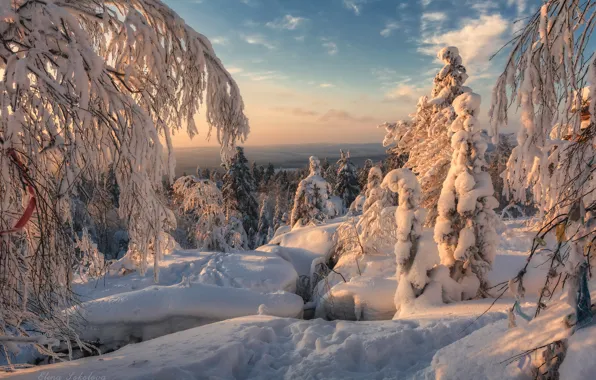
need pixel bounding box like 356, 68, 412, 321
0, 148, 37, 236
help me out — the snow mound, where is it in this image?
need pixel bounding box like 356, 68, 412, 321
75, 249, 298, 301
269, 220, 340, 257
257, 244, 320, 277
69, 282, 303, 347
6, 308, 506, 380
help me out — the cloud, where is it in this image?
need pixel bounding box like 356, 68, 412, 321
211, 36, 229, 46
241, 34, 275, 49
507, 0, 527, 16
272, 107, 319, 117
343, 0, 366, 15
241, 70, 286, 81
322, 40, 338, 55
266, 15, 307, 30
319, 83, 335, 88
319, 109, 375, 123
240, 0, 259, 7
420, 12, 447, 33
418, 14, 509, 76
420, 0, 432, 8
384, 83, 425, 103
226, 66, 243, 74
380, 21, 399, 37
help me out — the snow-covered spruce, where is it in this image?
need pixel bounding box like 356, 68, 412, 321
383, 169, 439, 316
222, 147, 259, 249
255, 195, 274, 247
382, 46, 469, 223
290, 156, 333, 228
334, 151, 361, 212
357, 167, 396, 255
0, 0, 247, 352
434, 92, 499, 299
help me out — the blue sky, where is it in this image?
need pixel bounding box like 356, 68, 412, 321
165, 0, 540, 147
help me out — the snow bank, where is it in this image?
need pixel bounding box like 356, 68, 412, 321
314, 222, 551, 321
67, 249, 300, 350
75, 249, 299, 301
70, 282, 303, 346
430, 283, 596, 379
6, 308, 507, 380
257, 244, 320, 277
269, 220, 340, 257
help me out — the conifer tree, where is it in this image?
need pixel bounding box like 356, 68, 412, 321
255, 196, 273, 247
334, 150, 361, 211
358, 159, 374, 190
434, 92, 499, 299
252, 162, 263, 190
290, 157, 332, 227
264, 163, 276, 185
222, 147, 259, 248
382, 47, 468, 223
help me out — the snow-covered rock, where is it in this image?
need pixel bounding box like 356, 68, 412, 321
70, 282, 303, 348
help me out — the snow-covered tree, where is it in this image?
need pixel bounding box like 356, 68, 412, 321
358, 159, 374, 190
222, 147, 259, 249
334, 150, 361, 211
255, 195, 274, 247
383, 169, 438, 316
323, 159, 338, 189
434, 92, 499, 299
252, 162, 263, 189
382, 47, 468, 223
264, 163, 276, 185
0, 0, 248, 349
173, 176, 242, 252
490, 0, 596, 323
290, 156, 332, 228
357, 167, 396, 254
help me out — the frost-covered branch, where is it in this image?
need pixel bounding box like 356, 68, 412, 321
0, 0, 248, 352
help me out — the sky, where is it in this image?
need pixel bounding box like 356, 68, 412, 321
164, 0, 541, 147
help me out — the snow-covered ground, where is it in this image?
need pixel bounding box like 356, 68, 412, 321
65, 249, 303, 350
4, 218, 594, 379
5, 301, 510, 380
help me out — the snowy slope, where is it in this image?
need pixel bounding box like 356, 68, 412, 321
430, 283, 596, 380
5, 302, 508, 380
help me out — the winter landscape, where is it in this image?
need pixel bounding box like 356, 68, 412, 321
1, 0, 596, 379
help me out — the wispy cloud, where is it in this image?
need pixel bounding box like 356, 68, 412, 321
380, 21, 399, 37
226, 66, 244, 74
295, 36, 305, 42
321, 39, 338, 55
319, 83, 335, 88
384, 82, 425, 103
272, 107, 319, 117
211, 36, 229, 46
241, 34, 275, 49
241, 70, 286, 81
343, 0, 366, 15
240, 0, 259, 7
319, 109, 375, 123
507, 0, 527, 16
266, 15, 307, 30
